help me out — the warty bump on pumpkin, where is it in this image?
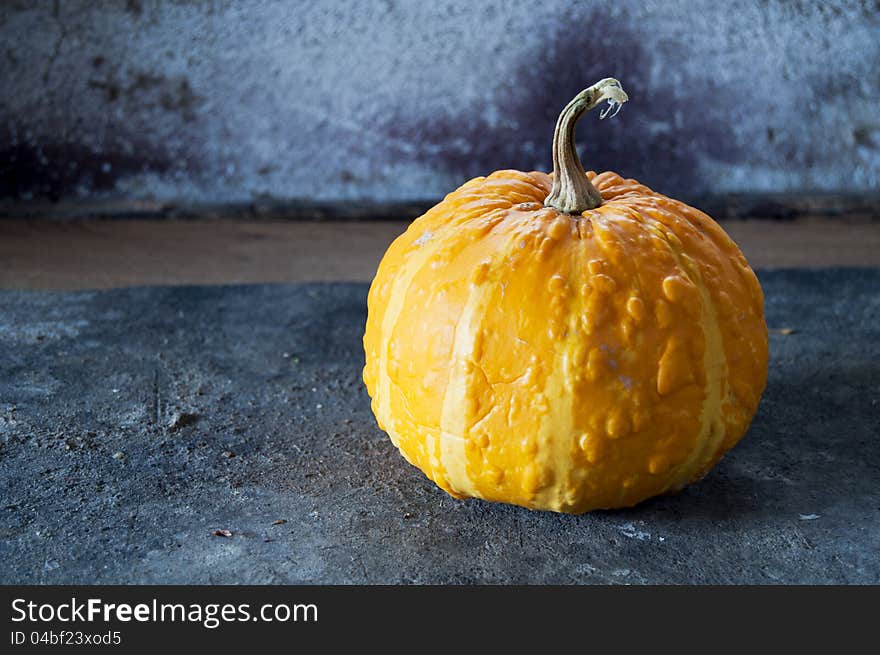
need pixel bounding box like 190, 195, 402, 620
363, 79, 768, 513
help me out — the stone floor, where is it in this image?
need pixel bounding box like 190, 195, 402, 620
1, 269, 877, 583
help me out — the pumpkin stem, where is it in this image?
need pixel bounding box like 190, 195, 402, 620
544, 78, 628, 214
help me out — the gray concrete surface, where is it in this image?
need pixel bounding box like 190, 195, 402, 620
2, 1, 879, 204
0, 269, 878, 584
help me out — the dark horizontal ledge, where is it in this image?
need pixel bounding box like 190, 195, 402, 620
0, 193, 877, 222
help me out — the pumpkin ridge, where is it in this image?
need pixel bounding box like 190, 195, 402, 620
438, 211, 541, 498
387, 204, 510, 494
668, 250, 729, 488
555, 218, 593, 512
634, 209, 729, 491
438, 259, 497, 498
582, 210, 666, 508
640, 199, 767, 465
373, 203, 477, 488
531, 223, 580, 510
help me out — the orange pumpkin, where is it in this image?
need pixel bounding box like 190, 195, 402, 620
363, 79, 768, 513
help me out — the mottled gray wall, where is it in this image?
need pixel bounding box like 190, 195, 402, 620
2, 0, 878, 205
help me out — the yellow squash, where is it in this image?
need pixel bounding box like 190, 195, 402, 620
363, 79, 768, 513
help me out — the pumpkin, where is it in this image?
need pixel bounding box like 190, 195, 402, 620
363, 78, 768, 513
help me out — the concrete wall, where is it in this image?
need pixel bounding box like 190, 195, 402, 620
1, 0, 878, 205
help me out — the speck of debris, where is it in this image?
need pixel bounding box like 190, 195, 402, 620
282, 352, 291, 358
618, 522, 651, 541
222, 450, 236, 458
272, 519, 287, 525
112, 451, 125, 460
799, 513, 821, 520
773, 328, 797, 335
264, 537, 273, 543
212, 529, 233, 537
36, 334, 45, 341
403, 512, 413, 520
316, 403, 323, 409
168, 412, 200, 431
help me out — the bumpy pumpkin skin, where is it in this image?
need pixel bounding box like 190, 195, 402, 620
363, 170, 768, 513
